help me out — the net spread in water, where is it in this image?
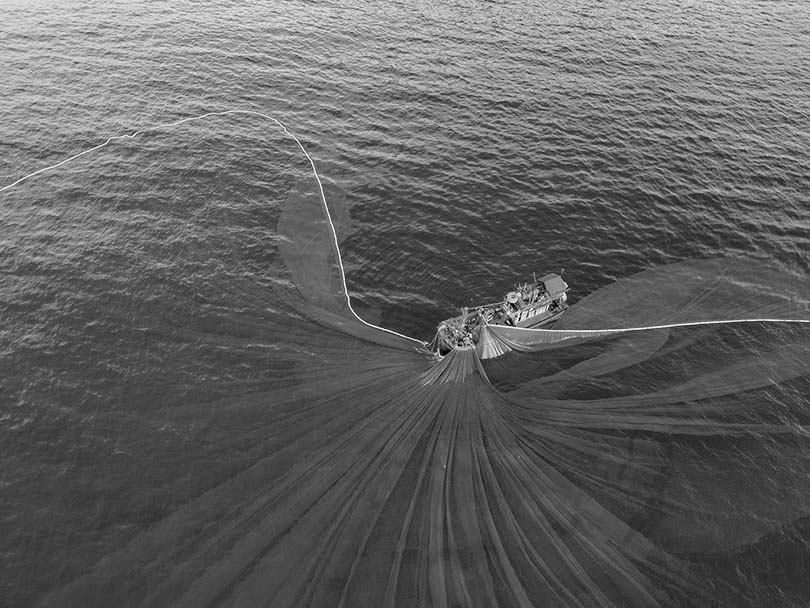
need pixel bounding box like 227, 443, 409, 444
46, 174, 810, 608
5, 114, 810, 607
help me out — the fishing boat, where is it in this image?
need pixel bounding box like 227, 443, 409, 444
433, 273, 569, 355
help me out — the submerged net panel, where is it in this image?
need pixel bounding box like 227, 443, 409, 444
277, 179, 353, 317
478, 258, 810, 359
278, 178, 427, 353
557, 258, 810, 329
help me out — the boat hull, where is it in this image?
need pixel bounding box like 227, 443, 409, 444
432, 272, 570, 357
517, 306, 566, 329
435, 303, 568, 355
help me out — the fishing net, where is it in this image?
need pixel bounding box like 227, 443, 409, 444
476, 257, 810, 358
3, 113, 810, 607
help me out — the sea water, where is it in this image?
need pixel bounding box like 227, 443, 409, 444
2, 0, 810, 605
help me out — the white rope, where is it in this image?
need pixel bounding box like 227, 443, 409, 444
1, 111, 234, 193
9, 110, 806, 349
499, 317, 810, 338
1, 108, 428, 348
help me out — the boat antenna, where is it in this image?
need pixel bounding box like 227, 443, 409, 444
560, 267, 565, 275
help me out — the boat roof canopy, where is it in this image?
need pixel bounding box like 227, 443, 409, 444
539, 273, 568, 297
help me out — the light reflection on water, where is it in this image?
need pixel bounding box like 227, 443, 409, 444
2, 0, 810, 605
